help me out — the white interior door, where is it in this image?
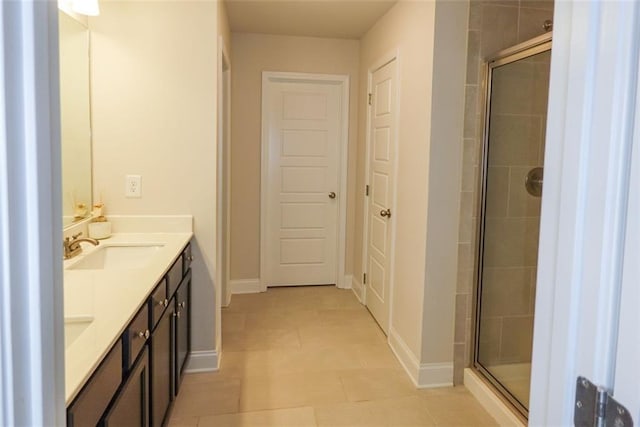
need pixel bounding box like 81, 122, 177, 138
365, 59, 397, 334
529, 1, 640, 424
263, 76, 342, 287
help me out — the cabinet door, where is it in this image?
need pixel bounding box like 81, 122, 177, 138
102, 348, 149, 427
174, 271, 191, 395
151, 300, 173, 427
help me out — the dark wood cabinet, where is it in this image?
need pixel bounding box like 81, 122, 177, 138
150, 298, 173, 427
102, 348, 149, 427
67, 342, 123, 427
66, 242, 192, 427
174, 270, 191, 395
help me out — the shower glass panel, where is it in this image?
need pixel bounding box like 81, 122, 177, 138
475, 41, 551, 416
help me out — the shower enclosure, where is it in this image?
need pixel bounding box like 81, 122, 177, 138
473, 33, 551, 417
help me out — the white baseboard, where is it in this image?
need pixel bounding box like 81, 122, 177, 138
351, 276, 364, 303
388, 327, 453, 388
418, 362, 454, 387
184, 350, 219, 373
464, 368, 525, 426
230, 279, 261, 294
340, 274, 353, 290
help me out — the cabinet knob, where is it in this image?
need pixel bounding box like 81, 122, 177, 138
176, 311, 181, 319
137, 329, 150, 339
188, 255, 194, 262
164, 299, 168, 307
178, 301, 186, 309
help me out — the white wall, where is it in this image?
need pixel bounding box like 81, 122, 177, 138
421, 0, 468, 367
355, 0, 467, 384
229, 32, 360, 281
89, 1, 227, 363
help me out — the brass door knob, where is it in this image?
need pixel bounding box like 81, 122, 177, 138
329, 192, 336, 199
380, 208, 391, 218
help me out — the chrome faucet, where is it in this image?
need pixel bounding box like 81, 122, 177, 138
63, 232, 99, 260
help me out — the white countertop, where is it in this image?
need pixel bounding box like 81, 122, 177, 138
63, 232, 192, 405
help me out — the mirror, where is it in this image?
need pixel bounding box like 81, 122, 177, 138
59, 11, 92, 227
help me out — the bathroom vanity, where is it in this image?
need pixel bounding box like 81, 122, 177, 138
63, 232, 193, 427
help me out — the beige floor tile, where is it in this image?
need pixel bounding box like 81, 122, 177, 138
339, 369, 418, 402
170, 378, 241, 418
317, 308, 377, 328
421, 393, 499, 426
239, 372, 347, 412
303, 345, 365, 371
222, 312, 247, 332
223, 328, 301, 351
199, 406, 317, 427
166, 416, 198, 427
353, 344, 403, 370
379, 396, 437, 426
315, 396, 435, 427
181, 371, 225, 385
171, 287, 499, 427
314, 400, 387, 427
245, 310, 320, 330
298, 324, 385, 349
220, 348, 314, 377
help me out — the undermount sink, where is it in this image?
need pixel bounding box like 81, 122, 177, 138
68, 244, 164, 270
64, 315, 93, 349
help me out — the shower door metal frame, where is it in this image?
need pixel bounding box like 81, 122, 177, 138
472, 32, 552, 419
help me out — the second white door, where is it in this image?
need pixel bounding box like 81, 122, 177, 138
365, 59, 397, 334
263, 75, 343, 287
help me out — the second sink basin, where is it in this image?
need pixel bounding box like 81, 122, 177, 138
68, 244, 165, 270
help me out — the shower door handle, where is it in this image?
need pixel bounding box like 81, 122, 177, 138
525, 167, 543, 197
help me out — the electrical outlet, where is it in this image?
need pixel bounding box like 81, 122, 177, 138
125, 175, 141, 198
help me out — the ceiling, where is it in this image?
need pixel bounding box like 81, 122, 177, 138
224, 0, 398, 40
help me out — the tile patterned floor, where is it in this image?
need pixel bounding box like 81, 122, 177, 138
169, 286, 498, 426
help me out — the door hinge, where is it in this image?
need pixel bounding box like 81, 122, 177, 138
365, 184, 369, 196
368, 93, 372, 105
363, 273, 367, 284
575, 376, 634, 427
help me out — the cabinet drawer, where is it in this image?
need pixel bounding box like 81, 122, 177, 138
149, 279, 167, 331
124, 305, 149, 370
67, 341, 123, 427
166, 257, 183, 298
182, 243, 192, 272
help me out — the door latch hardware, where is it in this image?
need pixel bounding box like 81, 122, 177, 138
574, 376, 633, 427
365, 185, 369, 196
363, 273, 367, 284
368, 93, 372, 105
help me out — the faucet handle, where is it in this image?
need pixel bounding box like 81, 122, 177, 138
72, 232, 83, 240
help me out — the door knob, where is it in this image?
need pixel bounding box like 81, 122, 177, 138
329, 192, 336, 199
380, 208, 391, 218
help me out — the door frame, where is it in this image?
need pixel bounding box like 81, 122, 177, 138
360, 49, 400, 330
529, 0, 640, 424
259, 71, 350, 291
216, 35, 231, 318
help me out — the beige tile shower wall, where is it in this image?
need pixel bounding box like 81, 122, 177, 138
229, 33, 360, 281
453, 0, 553, 384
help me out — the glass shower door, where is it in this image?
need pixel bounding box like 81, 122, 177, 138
474, 43, 551, 416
